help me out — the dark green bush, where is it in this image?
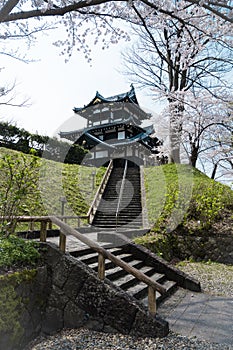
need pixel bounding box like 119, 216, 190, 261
0, 236, 40, 268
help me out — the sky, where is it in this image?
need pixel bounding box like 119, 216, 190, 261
0, 27, 231, 187
0, 31, 161, 138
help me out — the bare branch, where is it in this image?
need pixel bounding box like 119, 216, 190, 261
0, 0, 20, 22
1, 0, 114, 23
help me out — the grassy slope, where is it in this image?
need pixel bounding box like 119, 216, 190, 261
0, 147, 105, 228
136, 164, 233, 248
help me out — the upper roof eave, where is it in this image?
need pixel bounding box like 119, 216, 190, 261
73, 84, 140, 114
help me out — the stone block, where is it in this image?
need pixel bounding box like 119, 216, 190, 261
103, 294, 137, 333
130, 310, 169, 338
47, 284, 69, 309
77, 276, 114, 318
62, 262, 91, 300
64, 300, 87, 328
42, 306, 63, 334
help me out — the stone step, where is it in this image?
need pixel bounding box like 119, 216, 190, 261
94, 215, 142, 221
112, 266, 157, 290
105, 260, 145, 280
141, 280, 178, 305
87, 255, 141, 271
94, 211, 142, 216
125, 271, 168, 300
94, 225, 142, 229
69, 248, 94, 258
97, 205, 141, 210
94, 212, 142, 217
95, 213, 142, 218
77, 251, 98, 264
92, 162, 143, 230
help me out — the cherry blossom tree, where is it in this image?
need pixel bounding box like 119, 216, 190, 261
180, 91, 232, 167
0, 1, 232, 62
0, 1, 232, 166
122, 2, 232, 163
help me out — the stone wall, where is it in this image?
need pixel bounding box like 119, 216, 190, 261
0, 242, 169, 350
41, 243, 168, 338
175, 232, 233, 264
0, 266, 48, 350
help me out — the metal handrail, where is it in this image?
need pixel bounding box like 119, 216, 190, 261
115, 159, 128, 230
87, 159, 113, 224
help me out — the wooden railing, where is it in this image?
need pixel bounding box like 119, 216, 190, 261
51, 216, 166, 316
1, 214, 166, 315
87, 159, 113, 224
0, 215, 88, 237
0, 159, 113, 235
115, 159, 128, 230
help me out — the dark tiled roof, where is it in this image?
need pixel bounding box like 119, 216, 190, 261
73, 84, 138, 113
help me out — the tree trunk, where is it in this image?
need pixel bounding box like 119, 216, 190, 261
190, 145, 199, 167
169, 101, 184, 164
169, 126, 181, 163
211, 163, 218, 179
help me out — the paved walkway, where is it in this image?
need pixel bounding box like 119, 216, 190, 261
46, 235, 233, 346
158, 288, 233, 346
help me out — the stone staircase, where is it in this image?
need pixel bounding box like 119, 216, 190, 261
85, 160, 201, 312
70, 238, 201, 312
92, 162, 142, 230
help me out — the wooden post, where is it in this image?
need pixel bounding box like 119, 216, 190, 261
77, 217, 81, 228
98, 253, 105, 280
59, 231, 66, 253
29, 221, 35, 232
48, 221, 52, 230
40, 221, 47, 242
148, 286, 156, 316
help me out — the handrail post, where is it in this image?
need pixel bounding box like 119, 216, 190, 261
115, 159, 128, 231
98, 253, 105, 280
29, 221, 34, 232
40, 220, 47, 242
59, 231, 66, 252
148, 286, 156, 316
48, 220, 52, 230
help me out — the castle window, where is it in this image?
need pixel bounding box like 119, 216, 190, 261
95, 150, 108, 158
118, 131, 125, 140
101, 119, 109, 124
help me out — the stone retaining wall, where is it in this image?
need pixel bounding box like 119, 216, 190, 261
42, 243, 168, 337
0, 266, 48, 350
0, 242, 169, 350
175, 232, 233, 264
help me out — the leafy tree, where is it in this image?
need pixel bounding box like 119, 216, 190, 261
42, 136, 88, 163
0, 122, 88, 163
0, 153, 40, 236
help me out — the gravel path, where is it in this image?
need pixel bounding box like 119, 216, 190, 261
27, 327, 232, 350
177, 261, 233, 297
26, 262, 233, 350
